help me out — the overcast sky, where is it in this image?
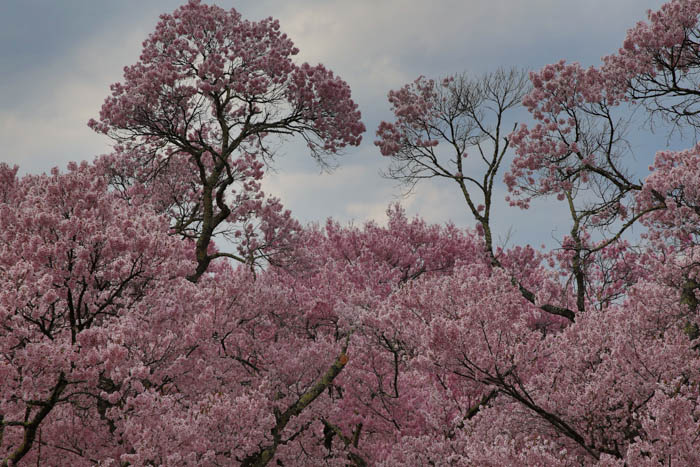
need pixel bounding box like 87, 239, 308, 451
0, 0, 674, 247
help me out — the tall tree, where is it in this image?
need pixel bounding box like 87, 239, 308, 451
90, 0, 365, 282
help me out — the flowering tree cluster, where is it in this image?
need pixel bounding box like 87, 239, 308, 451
371, 0, 700, 463
3, 0, 700, 465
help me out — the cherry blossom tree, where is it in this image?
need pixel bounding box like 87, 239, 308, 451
374, 69, 582, 322
375, 69, 529, 261
90, 0, 365, 282
4, 0, 369, 461
602, 0, 700, 131
0, 162, 201, 465
83, 1, 370, 463
7, 0, 700, 465
371, 0, 700, 464
0, 158, 344, 465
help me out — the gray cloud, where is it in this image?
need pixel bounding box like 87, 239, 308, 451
0, 0, 670, 246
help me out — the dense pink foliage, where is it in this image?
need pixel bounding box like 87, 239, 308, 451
0, 162, 200, 464
5, 0, 700, 465
368, 0, 700, 464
